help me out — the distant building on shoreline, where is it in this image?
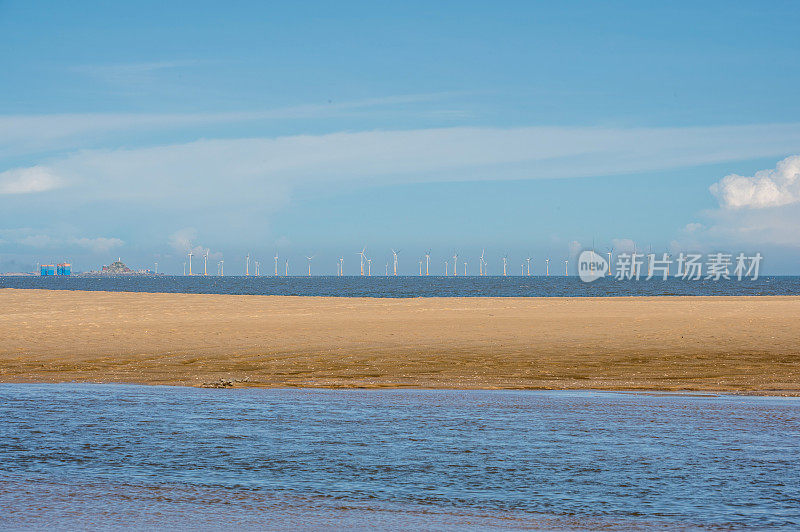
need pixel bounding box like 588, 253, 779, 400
40, 263, 71, 276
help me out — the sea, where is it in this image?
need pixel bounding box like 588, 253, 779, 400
2, 274, 800, 297
1, 385, 798, 530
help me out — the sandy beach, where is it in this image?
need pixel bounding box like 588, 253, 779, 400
1, 288, 799, 394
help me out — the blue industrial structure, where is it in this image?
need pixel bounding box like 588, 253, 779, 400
40, 263, 71, 276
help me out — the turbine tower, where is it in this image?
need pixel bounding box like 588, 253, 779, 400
444, 260, 448, 276
502, 256, 507, 277
367, 258, 372, 276
357, 248, 366, 276
285, 259, 288, 276
306, 256, 313, 276
274, 253, 279, 276
480, 249, 485, 276
391, 249, 400, 276
425, 250, 430, 276
255, 260, 260, 276
564, 259, 569, 276
188, 251, 193, 276
155, 262, 158, 274
464, 261, 468, 276
245, 254, 250, 276
546, 258, 550, 277
607, 248, 613, 276
452, 252, 458, 276
526, 257, 531, 276
339, 257, 344, 276
418, 260, 422, 276
183, 262, 186, 276
203, 250, 209, 276
219, 259, 224, 277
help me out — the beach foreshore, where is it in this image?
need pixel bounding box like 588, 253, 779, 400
1, 288, 799, 394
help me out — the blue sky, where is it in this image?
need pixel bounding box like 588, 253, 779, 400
2, 1, 800, 274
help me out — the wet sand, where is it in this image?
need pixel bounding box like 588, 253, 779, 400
1, 288, 799, 394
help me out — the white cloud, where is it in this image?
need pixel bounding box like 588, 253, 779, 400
611, 238, 636, 253
684, 222, 704, 233
709, 155, 800, 209
10, 125, 800, 201
0, 94, 455, 159
18, 234, 56, 248
169, 228, 198, 253
69, 60, 198, 86
672, 156, 800, 249
0, 230, 124, 252
168, 228, 221, 261
0, 166, 61, 194
72, 237, 124, 253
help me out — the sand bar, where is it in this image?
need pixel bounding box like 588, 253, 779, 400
1, 288, 799, 394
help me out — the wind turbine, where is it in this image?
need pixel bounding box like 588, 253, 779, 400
339, 257, 344, 276
285, 259, 289, 276
444, 260, 448, 276
155, 262, 158, 274
418, 260, 422, 276
245, 254, 250, 276
255, 260, 260, 276
521, 264, 524, 276
480, 249, 485, 276
564, 259, 569, 276
274, 253, 279, 276
183, 261, 186, 276
425, 250, 431, 276
357, 248, 366, 276
526, 257, 531, 276
219, 259, 224, 276
385, 263, 389, 276
367, 258, 372, 276
502, 255, 508, 276
452, 252, 458, 276
306, 256, 314, 276
391, 249, 400, 276
464, 261, 468, 276
203, 250, 209, 276
546, 258, 550, 277
188, 251, 193, 276
607, 247, 613, 276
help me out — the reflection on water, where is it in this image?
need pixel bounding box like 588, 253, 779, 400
2, 274, 799, 297
1, 385, 799, 530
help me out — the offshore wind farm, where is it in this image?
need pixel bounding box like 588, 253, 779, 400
157, 246, 614, 277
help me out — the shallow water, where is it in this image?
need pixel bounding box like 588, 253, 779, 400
2, 274, 799, 297
1, 385, 799, 530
